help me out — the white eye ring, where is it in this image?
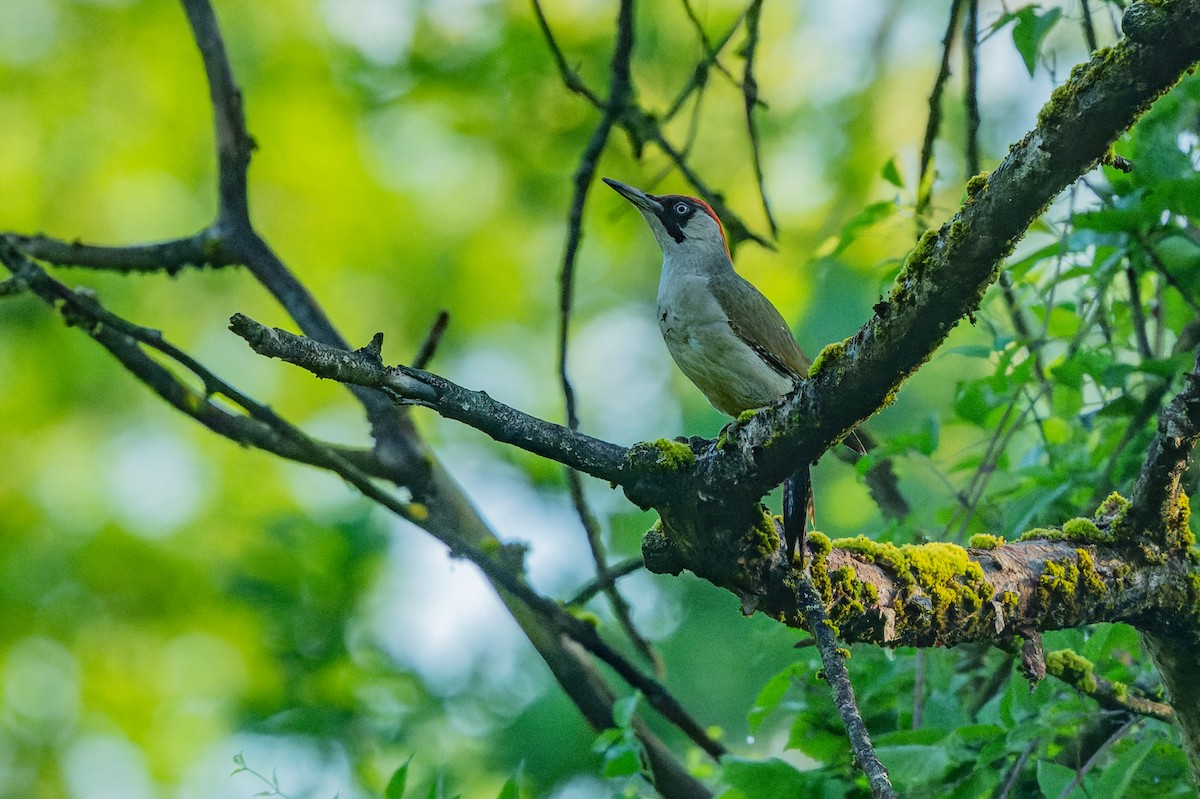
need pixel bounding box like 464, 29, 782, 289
674, 202, 689, 214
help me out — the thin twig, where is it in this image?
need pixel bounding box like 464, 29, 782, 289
1054, 716, 1138, 799
455, 534, 728, 761
1080, 0, 1098, 53
917, 0, 965, 219
662, 9, 748, 124
529, 0, 605, 108
179, 0, 255, 226
11, 229, 236, 274
568, 557, 645, 606
740, 0, 778, 238
679, 0, 739, 86
996, 740, 1038, 799
229, 314, 631, 483
964, 0, 981, 177
412, 310, 450, 370
794, 572, 896, 798
1126, 264, 1154, 360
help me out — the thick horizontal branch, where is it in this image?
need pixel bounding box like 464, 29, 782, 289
229, 314, 631, 483
645, 522, 1195, 649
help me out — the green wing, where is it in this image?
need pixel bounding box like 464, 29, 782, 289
718, 273, 810, 380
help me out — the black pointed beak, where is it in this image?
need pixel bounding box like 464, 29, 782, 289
602, 178, 663, 215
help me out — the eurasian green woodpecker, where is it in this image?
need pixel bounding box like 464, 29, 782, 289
603, 177, 863, 560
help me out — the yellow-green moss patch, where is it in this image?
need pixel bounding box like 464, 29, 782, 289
1045, 649, 1098, 694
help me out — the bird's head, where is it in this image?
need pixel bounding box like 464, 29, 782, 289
603, 178, 730, 261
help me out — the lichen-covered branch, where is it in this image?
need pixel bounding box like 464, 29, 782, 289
1045, 649, 1174, 723
705, 0, 1200, 498
795, 573, 896, 798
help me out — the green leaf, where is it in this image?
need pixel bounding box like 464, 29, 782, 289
602, 745, 643, 778
720, 757, 811, 799
495, 778, 519, 799
877, 743, 954, 787
386, 757, 414, 799
1093, 737, 1155, 797
612, 691, 641, 728
592, 728, 622, 752
881, 157, 905, 188
747, 662, 805, 733
1011, 6, 1062, 76
1037, 759, 1077, 797
830, 200, 897, 256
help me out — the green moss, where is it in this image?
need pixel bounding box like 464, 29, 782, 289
809, 339, 847, 377
968, 533, 1004, 550
905, 542, 985, 585
808, 531, 832, 557
1020, 519, 1108, 543
965, 171, 989, 197
736, 408, 758, 424
1075, 548, 1107, 596
1035, 550, 1110, 624
833, 536, 911, 580
635, 438, 696, 470
749, 507, 781, 558
1062, 517, 1101, 538
830, 538, 996, 644
1166, 491, 1194, 550
1037, 558, 1080, 623
1045, 649, 1098, 694
1094, 492, 1132, 540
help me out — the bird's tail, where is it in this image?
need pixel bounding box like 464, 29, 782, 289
783, 465, 814, 562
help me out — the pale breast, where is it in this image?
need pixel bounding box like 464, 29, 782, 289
657, 272, 795, 416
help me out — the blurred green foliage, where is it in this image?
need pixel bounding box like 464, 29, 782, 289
1, 0, 1198, 797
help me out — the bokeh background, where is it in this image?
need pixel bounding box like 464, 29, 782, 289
0, 0, 1156, 797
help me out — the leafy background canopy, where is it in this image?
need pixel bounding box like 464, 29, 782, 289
1, 0, 1198, 797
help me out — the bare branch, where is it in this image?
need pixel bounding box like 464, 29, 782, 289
412, 310, 450, 370
11, 229, 236, 274
964, 0, 981, 176
229, 314, 631, 483
179, 0, 255, 226
529, 0, 605, 107
567, 557, 645, 606
740, 0, 778, 238
917, 0, 965, 216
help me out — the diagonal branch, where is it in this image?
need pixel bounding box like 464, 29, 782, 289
2, 241, 717, 797
712, 2, 1200, 500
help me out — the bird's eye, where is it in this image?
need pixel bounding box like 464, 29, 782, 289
674, 202, 690, 215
